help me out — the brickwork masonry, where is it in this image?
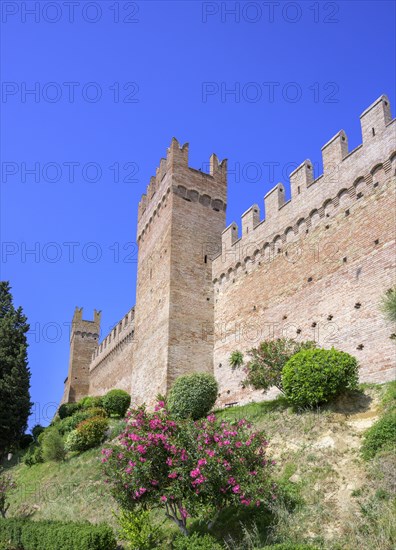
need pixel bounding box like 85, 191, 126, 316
61, 94, 396, 408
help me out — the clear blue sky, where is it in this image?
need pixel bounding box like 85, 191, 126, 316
1, 1, 395, 429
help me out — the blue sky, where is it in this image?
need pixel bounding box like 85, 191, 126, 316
1, 0, 395, 429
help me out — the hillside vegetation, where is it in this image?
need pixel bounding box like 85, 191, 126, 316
2, 382, 395, 549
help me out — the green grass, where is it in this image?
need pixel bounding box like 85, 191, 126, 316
6, 448, 119, 528
3, 382, 395, 549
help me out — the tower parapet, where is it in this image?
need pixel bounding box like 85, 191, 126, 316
62, 307, 101, 403
137, 138, 227, 241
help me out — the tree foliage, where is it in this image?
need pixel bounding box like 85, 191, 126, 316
0, 281, 32, 457
102, 401, 275, 536
229, 338, 316, 393
282, 348, 359, 408
380, 287, 396, 323
168, 373, 218, 420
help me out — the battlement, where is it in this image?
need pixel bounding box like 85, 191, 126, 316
213, 94, 395, 280
90, 307, 135, 370
71, 307, 101, 340
137, 138, 227, 240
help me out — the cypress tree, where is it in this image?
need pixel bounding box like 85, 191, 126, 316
0, 281, 32, 458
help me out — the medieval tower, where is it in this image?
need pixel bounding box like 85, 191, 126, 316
62, 94, 396, 408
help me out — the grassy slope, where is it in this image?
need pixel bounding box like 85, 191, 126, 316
4, 382, 395, 549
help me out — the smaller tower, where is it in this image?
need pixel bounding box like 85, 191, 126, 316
63, 307, 101, 403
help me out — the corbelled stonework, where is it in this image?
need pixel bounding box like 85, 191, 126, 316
62, 95, 396, 408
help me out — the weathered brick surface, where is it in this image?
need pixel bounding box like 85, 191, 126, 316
61, 95, 396, 409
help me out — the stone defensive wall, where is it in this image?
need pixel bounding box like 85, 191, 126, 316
212, 95, 396, 407
88, 306, 135, 395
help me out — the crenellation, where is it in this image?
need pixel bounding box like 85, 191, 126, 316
290, 160, 314, 198
321, 130, 348, 177
360, 94, 392, 143
61, 93, 396, 410
241, 204, 260, 236
264, 182, 286, 219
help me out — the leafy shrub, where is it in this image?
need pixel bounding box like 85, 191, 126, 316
282, 348, 359, 408
86, 407, 107, 418
116, 508, 164, 550
0, 518, 116, 550
41, 429, 65, 462
64, 429, 84, 453
173, 532, 223, 549
361, 412, 396, 460
31, 425, 44, 441
103, 401, 274, 536
23, 444, 43, 467
19, 434, 34, 450
58, 402, 80, 419
167, 373, 218, 420
57, 411, 90, 436
102, 389, 131, 417
230, 339, 316, 393
73, 416, 108, 451
380, 287, 396, 323
78, 396, 104, 409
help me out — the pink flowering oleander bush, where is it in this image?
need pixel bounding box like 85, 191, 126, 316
0, 468, 16, 518
102, 401, 275, 536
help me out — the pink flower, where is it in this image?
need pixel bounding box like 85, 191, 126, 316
160, 495, 167, 502
197, 458, 207, 467
235, 441, 242, 448
241, 498, 251, 506
166, 457, 173, 466
190, 468, 200, 478
206, 449, 215, 457
232, 485, 240, 494
179, 507, 188, 519
168, 472, 178, 479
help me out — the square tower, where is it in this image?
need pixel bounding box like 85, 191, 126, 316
132, 139, 227, 406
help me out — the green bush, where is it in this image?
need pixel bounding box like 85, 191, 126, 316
0, 518, 116, 550
57, 411, 90, 435
23, 444, 43, 467
64, 429, 84, 453
116, 508, 164, 550
168, 373, 218, 420
282, 348, 359, 408
41, 429, 65, 462
78, 396, 104, 409
102, 389, 131, 417
31, 425, 44, 441
67, 416, 108, 452
86, 406, 107, 418
361, 412, 396, 460
380, 287, 396, 323
230, 338, 316, 393
172, 532, 223, 549
58, 402, 80, 419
